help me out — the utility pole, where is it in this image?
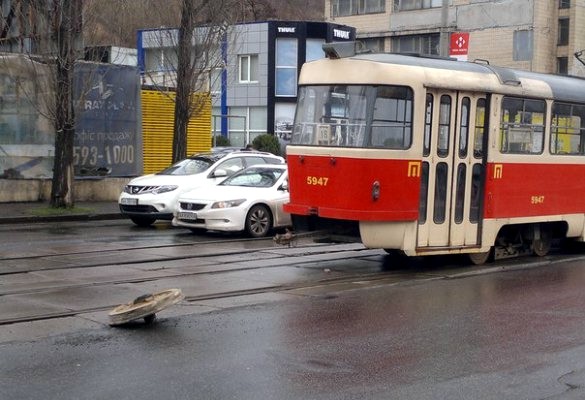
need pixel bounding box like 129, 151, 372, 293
439, 0, 450, 57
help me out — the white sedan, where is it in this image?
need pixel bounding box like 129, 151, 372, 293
172, 164, 291, 237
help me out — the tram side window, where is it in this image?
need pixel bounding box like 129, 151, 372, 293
474, 98, 486, 159
437, 95, 451, 157
470, 164, 483, 223
433, 162, 448, 224
423, 94, 433, 157
500, 97, 545, 154
458, 97, 470, 158
371, 86, 413, 149
418, 162, 429, 224
551, 102, 585, 155
454, 164, 466, 224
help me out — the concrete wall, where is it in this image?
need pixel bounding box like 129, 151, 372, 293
0, 178, 131, 203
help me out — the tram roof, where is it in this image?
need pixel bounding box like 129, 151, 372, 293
322, 42, 585, 103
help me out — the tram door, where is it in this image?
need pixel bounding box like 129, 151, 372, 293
417, 91, 488, 249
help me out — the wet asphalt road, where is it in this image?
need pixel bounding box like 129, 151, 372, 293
3, 254, 585, 399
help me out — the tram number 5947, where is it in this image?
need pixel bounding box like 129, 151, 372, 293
531, 195, 544, 204
306, 176, 329, 186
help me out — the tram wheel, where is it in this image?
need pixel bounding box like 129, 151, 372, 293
383, 249, 407, 258
467, 248, 492, 265
532, 236, 552, 257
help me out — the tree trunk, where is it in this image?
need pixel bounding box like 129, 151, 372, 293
172, 0, 197, 163
50, 0, 78, 208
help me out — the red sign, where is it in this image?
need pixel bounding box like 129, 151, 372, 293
450, 32, 469, 55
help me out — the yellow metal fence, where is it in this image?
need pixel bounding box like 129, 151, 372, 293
141, 89, 212, 174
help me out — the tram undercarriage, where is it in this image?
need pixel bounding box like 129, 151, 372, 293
292, 214, 571, 265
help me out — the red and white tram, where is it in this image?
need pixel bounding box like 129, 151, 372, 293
284, 42, 585, 264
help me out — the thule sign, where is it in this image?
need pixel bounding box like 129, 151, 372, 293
278, 27, 296, 33
333, 29, 350, 39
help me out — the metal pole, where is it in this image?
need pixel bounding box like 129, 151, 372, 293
440, 0, 449, 57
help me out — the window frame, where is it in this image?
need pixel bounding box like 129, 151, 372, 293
275, 38, 298, 97
238, 54, 258, 84
558, 17, 570, 46
550, 101, 585, 155
332, 0, 386, 17
499, 96, 546, 155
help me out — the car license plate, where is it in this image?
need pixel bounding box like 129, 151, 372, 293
121, 198, 138, 205
178, 211, 197, 220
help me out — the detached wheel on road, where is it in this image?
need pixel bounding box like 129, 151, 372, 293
245, 204, 272, 238
130, 216, 156, 227
109, 288, 184, 326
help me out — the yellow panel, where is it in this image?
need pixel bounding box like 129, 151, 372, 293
141, 89, 212, 174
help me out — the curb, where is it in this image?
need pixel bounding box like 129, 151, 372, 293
0, 213, 125, 224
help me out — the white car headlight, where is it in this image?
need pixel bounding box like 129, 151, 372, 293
152, 185, 178, 194
212, 199, 246, 209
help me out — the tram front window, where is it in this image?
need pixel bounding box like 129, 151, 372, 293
292, 85, 413, 149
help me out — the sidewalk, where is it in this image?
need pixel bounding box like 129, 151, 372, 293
0, 201, 123, 224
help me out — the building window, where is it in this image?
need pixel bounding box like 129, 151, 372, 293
275, 38, 297, 97
557, 57, 569, 74
306, 39, 325, 62
558, 18, 569, 46
145, 48, 178, 73
332, 0, 385, 17
559, 0, 570, 9
227, 106, 267, 147
513, 30, 533, 61
210, 68, 223, 96
394, 0, 444, 11
392, 34, 440, 55
361, 37, 385, 53
239, 54, 258, 83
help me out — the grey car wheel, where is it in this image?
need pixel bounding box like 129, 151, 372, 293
245, 205, 272, 238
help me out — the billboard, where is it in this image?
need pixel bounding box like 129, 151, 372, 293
74, 63, 141, 177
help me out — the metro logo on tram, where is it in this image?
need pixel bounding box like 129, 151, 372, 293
407, 161, 421, 177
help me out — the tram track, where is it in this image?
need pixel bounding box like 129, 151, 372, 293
0, 238, 392, 326
0, 235, 276, 262
0, 242, 374, 296
0, 270, 413, 326
4, 224, 584, 329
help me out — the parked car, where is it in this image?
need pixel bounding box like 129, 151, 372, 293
172, 164, 291, 238
119, 150, 285, 227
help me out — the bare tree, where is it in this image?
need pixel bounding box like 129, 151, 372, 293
83, 0, 182, 47
0, 0, 84, 207
82, 0, 323, 163
170, 0, 237, 162
50, 0, 82, 208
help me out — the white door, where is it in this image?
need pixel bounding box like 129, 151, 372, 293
417, 91, 488, 250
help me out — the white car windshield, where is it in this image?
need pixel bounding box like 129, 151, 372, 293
156, 156, 217, 176
220, 167, 285, 188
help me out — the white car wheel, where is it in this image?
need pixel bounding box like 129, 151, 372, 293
245, 205, 272, 238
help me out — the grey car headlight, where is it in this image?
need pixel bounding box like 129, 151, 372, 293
152, 185, 179, 194
212, 199, 246, 209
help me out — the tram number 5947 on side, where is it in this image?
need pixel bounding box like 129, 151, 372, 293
306, 176, 329, 186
